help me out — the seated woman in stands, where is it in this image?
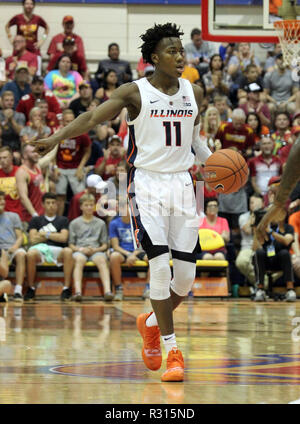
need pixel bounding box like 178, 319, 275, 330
44, 54, 82, 110
199, 198, 230, 260
246, 112, 270, 145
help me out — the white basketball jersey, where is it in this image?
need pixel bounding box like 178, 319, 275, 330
127, 77, 198, 173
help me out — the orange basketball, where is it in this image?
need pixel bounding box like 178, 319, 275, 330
203, 149, 249, 194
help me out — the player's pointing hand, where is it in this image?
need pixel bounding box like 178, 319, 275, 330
29, 136, 58, 156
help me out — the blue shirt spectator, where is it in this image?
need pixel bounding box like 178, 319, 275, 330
109, 216, 134, 252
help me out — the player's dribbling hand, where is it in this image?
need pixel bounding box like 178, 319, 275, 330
29, 137, 58, 156
256, 204, 286, 244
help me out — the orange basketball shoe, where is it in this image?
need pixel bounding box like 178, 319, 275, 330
136, 312, 162, 371
161, 347, 184, 382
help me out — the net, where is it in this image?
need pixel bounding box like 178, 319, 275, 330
274, 20, 300, 67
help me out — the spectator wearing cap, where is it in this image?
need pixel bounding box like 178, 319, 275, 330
95, 136, 125, 181
184, 28, 216, 75
5, 35, 38, 81
69, 81, 93, 118
0, 91, 25, 160
53, 109, 91, 216
278, 126, 300, 167
5, 0, 49, 56
47, 36, 88, 80
0, 64, 31, 110
44, 54, 83, 110
248, 135, 282, 203
239, 83, 271, 127
68, 174, 106, 222
47, 15, 85, 60
16, 75, 61, 122
95, 43, 132, 88
264, 52, 299, 116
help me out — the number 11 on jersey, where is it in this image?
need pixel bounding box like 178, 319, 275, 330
163, 121, 182, 146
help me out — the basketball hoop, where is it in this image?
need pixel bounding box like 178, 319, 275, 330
274, 20, 300, 68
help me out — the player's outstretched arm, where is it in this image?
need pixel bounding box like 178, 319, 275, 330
30, 83, 136, 156
256, 135, 300, 243
191, 84, 212, 164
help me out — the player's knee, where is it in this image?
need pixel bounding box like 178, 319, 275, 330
149, 253, 171, 300
171, 259, 196, 297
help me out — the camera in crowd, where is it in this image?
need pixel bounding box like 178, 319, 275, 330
253, 208, 267, 227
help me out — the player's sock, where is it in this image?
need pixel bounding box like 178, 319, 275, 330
162, 333, 177, 354
30, 286, 35, 291
146, 312, 158, 327
63, 286, 69, 291
14, 285, 22, 295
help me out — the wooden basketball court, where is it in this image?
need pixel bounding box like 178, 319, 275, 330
1, 298, 300, 404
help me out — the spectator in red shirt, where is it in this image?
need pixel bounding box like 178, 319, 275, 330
95, 135, 125, 181
15, 143, 46, 222
34, 98, 59, 135
239, 82, 271, 128
5, 35, 38, 81
278, 125, 300, 167
53, 109, 91, 215
16, 75, 62, 122
47, 36, 88, 79
47, 16, 85, 60
0, 146, 22, 218
248, 135, 282, 203
215, 108, 255, 158
5, 0, 49, 56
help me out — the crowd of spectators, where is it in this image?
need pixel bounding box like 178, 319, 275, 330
1, 0, 300, 303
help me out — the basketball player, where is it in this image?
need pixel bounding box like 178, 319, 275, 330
30, 23, 212, 382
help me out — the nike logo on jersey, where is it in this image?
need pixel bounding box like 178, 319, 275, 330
150, 100, 159, 104
185, 183, 192, 186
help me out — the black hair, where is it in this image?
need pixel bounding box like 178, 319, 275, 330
42, 192, 57, 203
108, 43, 119, 51
22, 0, 35, 5
0, 191, 5, 198
103, 69, 119, 90
204, 197, 219, 213
246, 112, 262, 135
191, 28, 201, 38
140, 23, 184, 65
209, 54, 224, 71
54, 54, 72, 70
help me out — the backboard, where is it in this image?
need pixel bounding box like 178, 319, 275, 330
201, 0, 300, 43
